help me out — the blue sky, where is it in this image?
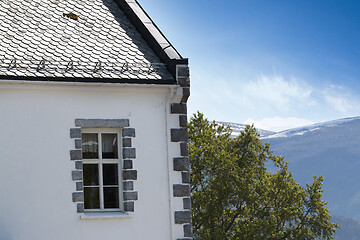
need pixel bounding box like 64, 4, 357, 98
138, 0, 360, 131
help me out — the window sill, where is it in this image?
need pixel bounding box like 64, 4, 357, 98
80, 212, 133, 220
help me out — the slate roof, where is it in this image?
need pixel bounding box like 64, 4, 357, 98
0, 0, 181, 83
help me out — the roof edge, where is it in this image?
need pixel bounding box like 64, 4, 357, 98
114, 0, 188, 78
0, 75, 177, 85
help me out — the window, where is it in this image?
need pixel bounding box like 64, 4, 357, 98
82, 129, 123, 211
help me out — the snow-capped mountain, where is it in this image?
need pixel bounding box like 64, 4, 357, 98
262, 116, 360, 139
217, 121, 275, 137
225, 116, 360, 238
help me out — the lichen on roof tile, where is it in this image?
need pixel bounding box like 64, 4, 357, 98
0, 0, 174, 81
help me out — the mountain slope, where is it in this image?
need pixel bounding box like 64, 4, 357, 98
260, 117, 360, 220
332, 216, 360, 240
218, 121, 275, 137
220, 117, 360, 238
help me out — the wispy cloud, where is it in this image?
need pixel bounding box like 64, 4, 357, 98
243, 75, 313, 108
244, 116, 314, 132
189, 72, 360, 131
322, 85, 358, 114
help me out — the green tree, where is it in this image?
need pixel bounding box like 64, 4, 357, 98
189, 112, 338, 240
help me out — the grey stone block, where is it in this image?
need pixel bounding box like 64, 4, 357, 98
173, 184, 190, 197
177, 238, 193, 240
123, 191, 138, 201
178, 77, 190, 87
174, 157, 189, 171
177, 66, 189, 77
75, 139, 82, 149
171, 103, 187, 114
72, 192, 84, 202
75, 119, 129, 128
123, 160, 133, 169
70, 150, 82, 160
171, 129, 188, 142
70, 128, 81, 138
123, 181, 134, 191
76, 182, 83, 191
123, 170, 137, 180
122, 138, 132, 147
72, 171, 83, 181
122, 128, 135, 137
75, 161, 82, 170
184, 224, 193, 238
183, 197, 191, 210
180, 142, 189, 156
124, 201, 134, 212
181, 88, 190, 103
174, 211, 192, 224
179, 115, 187, 128
123, 148, 136, 159
77, 203, 84, 213
182, 172, 190, 184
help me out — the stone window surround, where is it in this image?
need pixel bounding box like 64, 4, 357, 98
70, 119, 138, 216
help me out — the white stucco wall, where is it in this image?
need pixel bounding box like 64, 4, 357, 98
0, 81, 183, 240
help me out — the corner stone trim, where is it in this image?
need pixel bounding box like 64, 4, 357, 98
170, 67, 192, 239
175, 211, 192, 224
70, 118, 138, 213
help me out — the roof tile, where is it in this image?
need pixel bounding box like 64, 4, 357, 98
0, 0, 174, 82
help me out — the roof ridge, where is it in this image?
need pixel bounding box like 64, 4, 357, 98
115, 0, 188, 78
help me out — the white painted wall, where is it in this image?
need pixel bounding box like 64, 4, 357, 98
0, 82, 182, 240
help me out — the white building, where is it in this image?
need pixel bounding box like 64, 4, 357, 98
0, 0, 191, 239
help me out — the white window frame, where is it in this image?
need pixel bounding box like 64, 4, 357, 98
82, 128, 124, 212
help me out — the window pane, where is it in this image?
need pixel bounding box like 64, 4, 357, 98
103, 164, 119, 185
83, 164, 99, 186
102, 134, 118, 159
104, 187, 119, 209
82, 133, 98, 159
84, 187, 100, 209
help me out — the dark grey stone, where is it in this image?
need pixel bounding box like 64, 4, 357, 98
75, 119, 129, 128
123, 181, 134, 191
123, 148, 136, 159
171, 103, 187, 114
178, 77, 190, 87
123, 191, 138, 201
76, 182, 83, 191
77, 203, 84, 213
123, 170, 137, 180
184, 224, 193, 237
122, 128, 135, 137
123, 160, 133, 169
70, 150, 82, 160
177, 66, 189, 77
183, 197, 191, 210
122, 138, 132, 147
180, 142, 189, 156
124, 201, 134, 212
72, 192, 84, 202
174, 157, 189, 171
176, 238, 192, 240
179, 115, 187, 128
75, 139, 82, 149
75, 161, 82, 170
182, 172, 190, 184
173, 184, 190, 197
174, 211, 192, 224
70, 128, 81, 138
72, 170, 83, 181
181, 88, 190, 103
171, 129, 188, 142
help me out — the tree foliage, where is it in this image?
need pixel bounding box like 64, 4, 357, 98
189, 112, 338, 240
